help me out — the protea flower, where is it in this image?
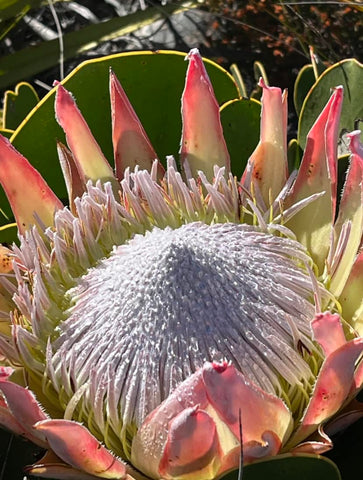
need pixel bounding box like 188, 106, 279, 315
0, 49, 362, 480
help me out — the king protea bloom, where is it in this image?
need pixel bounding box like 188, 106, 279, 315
0, 49, 362, 480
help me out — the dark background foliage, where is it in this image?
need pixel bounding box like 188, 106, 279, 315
1, 1, 362, 101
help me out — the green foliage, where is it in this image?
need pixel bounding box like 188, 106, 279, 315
221, 454, 341, 480
233, 55, 362, 163
2, 81, 39, 130
220, 98, 261, 178
298, 59, 363, 150
287, 138, 302, 172
294, 64, 315, 116
0, 1, 198, 90
204, 1, 361, 66
0, 0, 64, 22
0, 222, 18, 244
0, 128, 13, 139
230, 60, 269, 101
0, 0, 67, 40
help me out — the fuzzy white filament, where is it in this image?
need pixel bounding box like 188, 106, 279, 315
49, 222, 322, 434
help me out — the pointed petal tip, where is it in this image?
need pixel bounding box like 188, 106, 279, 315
184, 49, 215, 91
258, 77, 287, 98
245, 77, 288, 206
258, 76, 267, 89
109, 68, 117, 84
57, 141, 86, 209
55, 83, 115, 185
110, 70, 161, 178
55, 83, 72, 105
181, 48, 230, 179
185, 47, 201, 61
184, 48, 212, 90
0, 134, 62, 233
55, 84, 81, 127
285, 84, 344, 272
347, 130, 363, 156
330, 84, 344, 105
55, 84, 78, 129
333, 84, 344, 93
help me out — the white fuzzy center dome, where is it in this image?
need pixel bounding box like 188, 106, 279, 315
50, 222, 321, 431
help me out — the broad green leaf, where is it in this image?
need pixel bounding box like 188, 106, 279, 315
3, 82, 39, 130
0, 0, 67, 22
0, 0, 68, 39
298, 59, 363, 149
293, 64, 315, 116
0, 11, 27, 41
0, 1, 198, 90
221, 454, 341, 480
0, 129, 14, 139
0, 50, 239, 240
0, 222, 17, 244
287, 138, 302, 171
220, 98, 261, 178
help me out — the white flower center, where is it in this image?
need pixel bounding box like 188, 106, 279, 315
50, 222, 321, 433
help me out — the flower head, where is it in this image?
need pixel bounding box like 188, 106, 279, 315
0, 49, 362, 480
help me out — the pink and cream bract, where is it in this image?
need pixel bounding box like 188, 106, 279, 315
0, 49, 362, 480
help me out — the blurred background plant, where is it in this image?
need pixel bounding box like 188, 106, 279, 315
205, 1, 362, 70
0, 0, 362, 97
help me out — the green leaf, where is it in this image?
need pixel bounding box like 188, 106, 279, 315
3, 82, 39, 130
0, 1, 198, 90
298, 59, 363, 150
220, 98, 261, 178
293, 64, 316, 116
287, 138, 302, 171
250, 61, 269, 100
0, 222, 18, 244
0, 0, 69, 39
221, 454, 341, 480
0, 0, 66, 22
0, 50, 238, 239
0, 129, 14, 139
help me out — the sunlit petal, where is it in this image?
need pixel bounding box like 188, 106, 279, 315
180, 48, 230, 179
0, 135, 62, 233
